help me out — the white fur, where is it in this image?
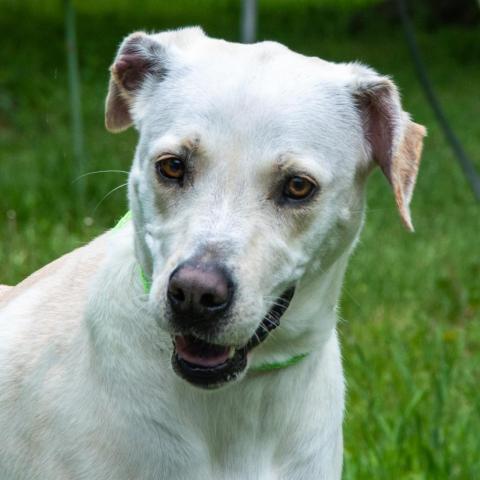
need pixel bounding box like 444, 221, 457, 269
0, 28, 423, 479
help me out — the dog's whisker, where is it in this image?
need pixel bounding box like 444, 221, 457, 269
72, 170, 129, 183
257, 318, 281, 345
92, 183, 128, 214
259, 325, 276, 343
263, 316, 280, 331
263, 298, 291, 309
267, 300, 290, 309
263, 294, 292, 302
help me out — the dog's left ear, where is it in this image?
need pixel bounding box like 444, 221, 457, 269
105, 32, 166, 133
351, 66, 427, 231
105, 27, 206, 133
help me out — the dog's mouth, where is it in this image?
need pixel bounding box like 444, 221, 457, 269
171, 287, 295, 389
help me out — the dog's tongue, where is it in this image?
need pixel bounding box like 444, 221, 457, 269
175, 335, 231, 368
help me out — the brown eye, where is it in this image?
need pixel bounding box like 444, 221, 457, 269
155, 156, 186, 181
283, 176, 317, 200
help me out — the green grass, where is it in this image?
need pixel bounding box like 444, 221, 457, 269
1, 2, 479, 478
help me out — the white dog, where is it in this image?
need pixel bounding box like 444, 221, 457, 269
0, 28, 425, 479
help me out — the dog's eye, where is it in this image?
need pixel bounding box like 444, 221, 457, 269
283, 176, 317, 201
155, 156, 186, 181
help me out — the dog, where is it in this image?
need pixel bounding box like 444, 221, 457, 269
0, 27, 425, 479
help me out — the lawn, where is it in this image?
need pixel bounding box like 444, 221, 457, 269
1, 1, 479, 478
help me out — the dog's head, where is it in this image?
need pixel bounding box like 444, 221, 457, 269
106, 28, 425, 388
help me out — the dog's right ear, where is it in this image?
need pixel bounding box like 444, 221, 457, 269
105, 32, 166, 133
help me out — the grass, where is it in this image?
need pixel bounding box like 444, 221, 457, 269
1, 1, 479, 478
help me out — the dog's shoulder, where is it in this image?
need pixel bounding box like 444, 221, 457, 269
0, 231, 111, 310
0, 285, 13, 302
0, 227, 140, 478
0, 230, 118, 365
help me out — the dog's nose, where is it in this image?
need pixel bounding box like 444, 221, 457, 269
167, 262, 233, 320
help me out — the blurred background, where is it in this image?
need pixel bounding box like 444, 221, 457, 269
1, 0, 479, 478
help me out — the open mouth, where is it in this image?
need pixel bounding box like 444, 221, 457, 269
172, 287, 295, 388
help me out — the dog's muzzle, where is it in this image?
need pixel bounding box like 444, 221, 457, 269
171, 287, 296, 389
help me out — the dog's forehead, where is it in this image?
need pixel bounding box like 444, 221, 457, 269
140, 37, 363, 169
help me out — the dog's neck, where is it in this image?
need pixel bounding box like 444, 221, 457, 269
248, 249, 352, 370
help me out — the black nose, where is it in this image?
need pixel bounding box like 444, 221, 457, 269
167, 261, 233, 323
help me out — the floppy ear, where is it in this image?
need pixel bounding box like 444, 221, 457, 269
106, 27, 207, 133
352, 68, 426, 231
105, 32, 166, 132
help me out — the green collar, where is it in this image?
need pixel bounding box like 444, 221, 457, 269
113, 211, 309, 372
113, 211, 153, 292
113, 210, 133, 230
249, 353, 309, 372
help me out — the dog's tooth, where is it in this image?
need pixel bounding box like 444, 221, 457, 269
228, 347, 236, 359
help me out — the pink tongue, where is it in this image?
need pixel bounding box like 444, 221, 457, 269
175, 336, 230, 368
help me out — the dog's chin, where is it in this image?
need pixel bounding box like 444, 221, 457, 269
171, 287, 295, 389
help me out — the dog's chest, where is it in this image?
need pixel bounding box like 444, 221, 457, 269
94, 375, 313, 480
127, 387, 293, 479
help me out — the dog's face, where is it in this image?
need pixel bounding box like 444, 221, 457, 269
106, 28, 425, 388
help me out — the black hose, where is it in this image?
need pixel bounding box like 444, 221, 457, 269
394, 0, 480, 201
